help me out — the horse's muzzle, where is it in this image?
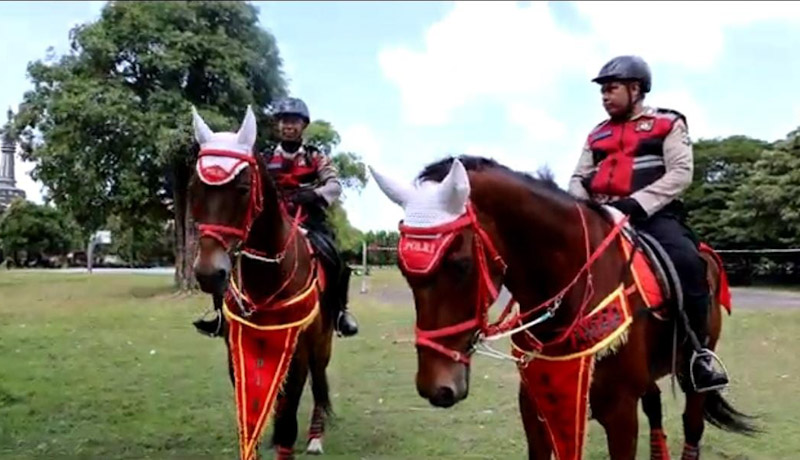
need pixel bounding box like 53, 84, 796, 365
195, 267, 229, 295
193, 246, 232, 295
416, 359, 469, 408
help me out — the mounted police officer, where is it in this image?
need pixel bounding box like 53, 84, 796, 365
266, 96, 358, 337
193, 96, 359, 338
567, 55, 729, 393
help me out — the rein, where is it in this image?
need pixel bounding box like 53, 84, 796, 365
399, 201, 628, 365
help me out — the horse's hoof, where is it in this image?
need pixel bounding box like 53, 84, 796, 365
306, 437, 324, 455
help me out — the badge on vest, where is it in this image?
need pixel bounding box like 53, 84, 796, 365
591, 130, 613, 141
635, 119, 654, 132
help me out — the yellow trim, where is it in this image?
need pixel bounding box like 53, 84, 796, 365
233, 324, 249, 460
585, 284, 625, 318
223, 295, 320, 331
574, 355, 586, 450
622, 239, 652, 308
511, 289, 633, 361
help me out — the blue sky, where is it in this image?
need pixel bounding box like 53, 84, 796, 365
2, 1, 800, 231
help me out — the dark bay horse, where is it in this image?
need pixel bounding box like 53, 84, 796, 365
371, 155, 756, 459
189, 106, 335, 459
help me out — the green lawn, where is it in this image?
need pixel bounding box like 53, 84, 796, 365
0, 270, 797, 459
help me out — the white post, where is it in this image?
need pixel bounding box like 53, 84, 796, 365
360, 240, 368, 294
86, 235, 95, 274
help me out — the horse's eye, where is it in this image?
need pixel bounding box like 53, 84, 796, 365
237, 185, 250, 196
444, 257, 472, 280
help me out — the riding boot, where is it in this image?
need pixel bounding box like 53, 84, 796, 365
193, 296, 226, 338
335, 266, 359, 337
685, 294, 729, 392
193, 310, 226, 338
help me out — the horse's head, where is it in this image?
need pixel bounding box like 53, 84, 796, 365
189, 106, 261, 295
370, 159, 505, 407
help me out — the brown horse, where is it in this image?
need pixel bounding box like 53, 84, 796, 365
189, 107, 335, 459
370, 155, 757, 459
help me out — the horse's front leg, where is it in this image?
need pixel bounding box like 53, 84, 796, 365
642, 383, 671, 460
594, 390, 639, 460
271, 340, 310, 460
518, 383, 553, 460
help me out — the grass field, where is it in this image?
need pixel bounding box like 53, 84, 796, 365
1, 269, 798, 459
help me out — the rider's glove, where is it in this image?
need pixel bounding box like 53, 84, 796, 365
292, 190, 324, 207
610, 198, 647, 224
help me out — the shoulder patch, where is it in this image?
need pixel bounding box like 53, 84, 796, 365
588, 119, 611, 141
655, 107, 688, 127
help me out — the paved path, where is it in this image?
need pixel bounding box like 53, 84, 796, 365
362, 282, 800, 311
9, 268, 800, 310
16, 267, 174, 276
729, 287, 800, 310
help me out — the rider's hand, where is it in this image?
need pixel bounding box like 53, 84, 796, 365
292, 190, 323, 207
610, 198, 647, 223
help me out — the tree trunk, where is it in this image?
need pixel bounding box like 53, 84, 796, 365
173, 163, 197, 291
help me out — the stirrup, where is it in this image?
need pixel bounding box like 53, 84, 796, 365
335, 311, 358, 338
689, 348, 729, 393
193, 310, 223, 338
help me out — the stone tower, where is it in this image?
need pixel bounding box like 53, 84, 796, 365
0, 120, 26, 211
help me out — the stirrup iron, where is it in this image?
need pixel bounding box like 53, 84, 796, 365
689, 348, 729, 393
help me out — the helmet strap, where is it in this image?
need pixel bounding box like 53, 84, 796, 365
622, 83, 644, 119
279, 140, 302, 153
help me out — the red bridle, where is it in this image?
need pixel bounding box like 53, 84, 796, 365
398, 201, 628, 365
398, 204, 506, 364
196, 149, 264, 250
194, 147, 311, 317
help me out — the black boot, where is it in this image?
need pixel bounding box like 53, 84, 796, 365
335, 266, 358, 337
193, 304, 225, 338
336, 310, 359, 337
686, 295, 729, 392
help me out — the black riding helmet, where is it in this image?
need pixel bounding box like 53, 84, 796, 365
273, 97, 310, 123
592, 55, 652, 94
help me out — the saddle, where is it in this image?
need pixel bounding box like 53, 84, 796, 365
605, 206, 682, 320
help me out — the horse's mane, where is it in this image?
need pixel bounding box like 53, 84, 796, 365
416, 155, 608, 217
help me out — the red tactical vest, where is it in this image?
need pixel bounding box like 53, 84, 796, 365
583, 108, 685, 197
266, 146, 321, 191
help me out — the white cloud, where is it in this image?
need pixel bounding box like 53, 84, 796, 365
645, 90, 712, 139
13, 147, 44, 204
506, 103, 568, 143
576, 2, 800, 74
378, 1, 590, 126
379, 1, 800, 126
339, 123, 381, 163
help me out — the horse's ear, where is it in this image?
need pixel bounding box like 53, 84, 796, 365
192, 106, 213, 146
439, 159, 470, 212
237, 105, 257, 152
369, 165, 412, 207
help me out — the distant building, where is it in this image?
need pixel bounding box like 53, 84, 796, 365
0, 128, 26, 212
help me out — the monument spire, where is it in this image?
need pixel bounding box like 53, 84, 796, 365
0, 110, 26, 211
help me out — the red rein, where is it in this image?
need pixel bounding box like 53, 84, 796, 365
398, 202, 628, 365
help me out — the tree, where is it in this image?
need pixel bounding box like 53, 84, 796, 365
683, 136, 769, 248
299, 119, 368, 252
106, 214, 175, 267
12, 1, 287, 289
0, 199, 79, 266
724, 130, 800, 248
364, 230, 400, 266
